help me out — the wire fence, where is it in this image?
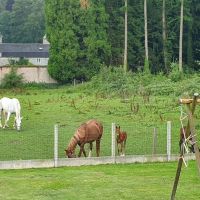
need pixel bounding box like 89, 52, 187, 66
0, 121, 184, 162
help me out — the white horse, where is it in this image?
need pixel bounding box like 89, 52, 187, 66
0, 97, 22, 131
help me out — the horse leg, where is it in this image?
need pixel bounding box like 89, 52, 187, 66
79, 144, 87, 157
0, 110, 2, 128
82, 146, 87, 157
96, 139, 100, 157
3, 112, 10, 128
78, 144, 83, 157
13, 116, 16, 129
88, 142, 93, 157
123, 139, 127, 156
117, 143, 120, 155
120, 143, 123, 156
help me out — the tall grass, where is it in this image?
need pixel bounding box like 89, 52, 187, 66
0, 69, 200, 160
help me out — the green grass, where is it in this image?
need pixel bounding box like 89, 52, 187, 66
0, 86, 183, 160
0, 161, 199, 200
1, 72, 200, 160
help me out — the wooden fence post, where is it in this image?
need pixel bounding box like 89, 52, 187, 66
167, 121, 172, 161
111, 123, 116, 158
54, 124, 58, 168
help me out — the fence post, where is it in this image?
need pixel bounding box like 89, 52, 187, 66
152, 127, 157, 156
167, 121, 172, 161
111, 123, 116, 159
54, 124, 58, 167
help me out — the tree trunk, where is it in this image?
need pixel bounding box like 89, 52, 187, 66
162, 0, 168, 73
144, 0, 149, 72
179, 0, 184, 72
124, 0, 128, 72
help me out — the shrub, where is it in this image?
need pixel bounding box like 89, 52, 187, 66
1, 67, 24, 88
169, 62, 183, 82
9, 58, 29, 66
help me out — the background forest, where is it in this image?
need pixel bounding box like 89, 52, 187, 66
0, 0, 200, 83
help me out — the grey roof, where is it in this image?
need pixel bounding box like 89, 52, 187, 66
0, 43, 49, 58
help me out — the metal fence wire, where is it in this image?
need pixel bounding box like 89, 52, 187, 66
0, 121, 194, 161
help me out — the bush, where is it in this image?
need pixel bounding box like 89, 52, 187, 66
1, 67, 24, 88
169, 62, 183, 82
9, 58, 29, 66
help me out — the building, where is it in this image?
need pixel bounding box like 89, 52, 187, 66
0, 35, 57, 83
0, 34, 49, 66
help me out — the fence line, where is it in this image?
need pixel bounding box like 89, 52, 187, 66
0, 121, 189, 169
0, 154, 196, 170
111, 123, 116, 157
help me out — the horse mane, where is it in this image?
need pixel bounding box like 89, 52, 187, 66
67, 136, 78, 153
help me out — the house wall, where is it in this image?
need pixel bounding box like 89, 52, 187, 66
0, 57, 48, 66
0, 66, 57, 83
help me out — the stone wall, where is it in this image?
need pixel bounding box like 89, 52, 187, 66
0, 66, 57, 83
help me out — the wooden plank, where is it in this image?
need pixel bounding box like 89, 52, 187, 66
171, 155, 183, 200
187, 105, 200, 176
179, 98, 200, 104
171, 93, 199, 199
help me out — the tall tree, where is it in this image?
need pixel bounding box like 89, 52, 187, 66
105, 0, 124, 66
191, 0, 200, 70
162, 0, 168, 73
46, 0, 110, 83
179, 0, 184, 72
123, 0, 128, 72
0, 0, 45, 43
144, 0, 149, 72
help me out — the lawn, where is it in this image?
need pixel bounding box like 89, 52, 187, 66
0, 161, 199, 200
0, 84, 199, 160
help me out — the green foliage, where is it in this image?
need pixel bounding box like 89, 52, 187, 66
144, 58, 150, 74
46, 0, 111, 83
89, 65, 135, 96
169, 62, 183, 82
9, 58, 29, 66
1, 67, 24, 88
0, 0, 45, 43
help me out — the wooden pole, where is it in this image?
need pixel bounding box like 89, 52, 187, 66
171, 93, 200, 199
171, 150, 184, 200
186, 106, 200, 175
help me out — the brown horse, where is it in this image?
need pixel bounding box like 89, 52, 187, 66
179, 126, 194, 153
65, 119, 103, 158
116, 125, 127, 156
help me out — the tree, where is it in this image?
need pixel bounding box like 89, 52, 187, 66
144, 0, 149, 73
179, 0, 184, 72
123, 0, 128, 72
162, 0, 168, 73
191, 0, 200, 70
45, 0, 110, 83
0, 0, 45, 43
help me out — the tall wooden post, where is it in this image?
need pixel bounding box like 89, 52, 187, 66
171, 93, 200, 200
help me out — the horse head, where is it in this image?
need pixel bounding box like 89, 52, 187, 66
15, 116, 22, 131
65, 148, 76, 158
116, 125, 121, 134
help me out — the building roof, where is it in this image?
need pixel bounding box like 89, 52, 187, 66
0, 43, 49, 58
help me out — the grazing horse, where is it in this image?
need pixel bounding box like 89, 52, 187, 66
65, 119, 103, 158
116, 125, 127, 156
0, 97, 22, 131
179, 126, 194, 153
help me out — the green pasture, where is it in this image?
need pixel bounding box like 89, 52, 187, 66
0, 83, 199, 160
0, 161, 200, 200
